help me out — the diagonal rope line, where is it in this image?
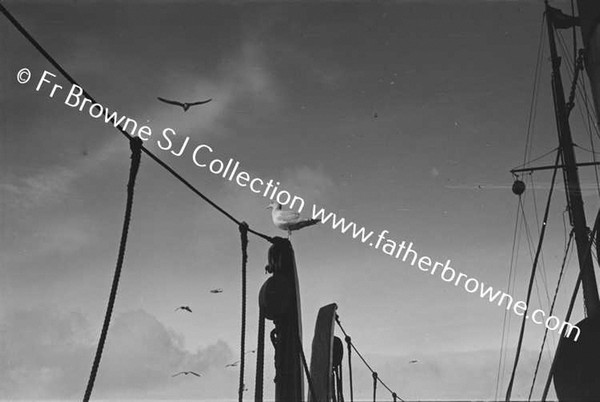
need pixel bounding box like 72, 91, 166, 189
0, 3, 274, 245
335, 316, 404, 402
528, 229, 574, 401
505, 150, 560, 402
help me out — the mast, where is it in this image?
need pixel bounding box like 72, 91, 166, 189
545, 2, 600, 316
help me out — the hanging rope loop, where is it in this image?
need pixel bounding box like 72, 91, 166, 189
83, 134, 143, 402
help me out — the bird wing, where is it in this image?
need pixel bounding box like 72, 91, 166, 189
274, 210, 301, 223
188, 98, 212, 106
190, 371, 202, 377
172, 372, 183, 377
157, 97, 184, 107
287, 218, 320, 231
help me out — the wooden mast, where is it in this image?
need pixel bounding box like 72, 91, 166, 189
545, 2, 600, 317
544, 3, 600, 400
258, 238, 304, 401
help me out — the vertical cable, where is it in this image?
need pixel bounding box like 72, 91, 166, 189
345, 335, 354, 402
372, 372, 378, 402
238, 223, 249, 402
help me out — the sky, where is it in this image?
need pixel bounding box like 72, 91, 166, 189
2, 0, 599, 400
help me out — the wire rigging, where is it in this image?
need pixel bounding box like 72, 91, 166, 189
335, 316, 404, 402
0, 3, 274, 245
494, 196, 524, 401
83, 137, 144, 402
505, 151, 561, 402
527, 229, 574, 401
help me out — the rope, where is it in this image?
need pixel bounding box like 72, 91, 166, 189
372, 371, 378, 402
238, 223, 249, 402
541, 273, 582, 401
297, 333, 318, 402
528, 229, 574, 400
0, 3, 274, 245
254, 310, 265, 402
345, 335, 354, 402
83, 137, 143, 401
494, 196, 524, 400
540, 207, 600, 400
335, 316, 404, 402
505, 151, 560, 401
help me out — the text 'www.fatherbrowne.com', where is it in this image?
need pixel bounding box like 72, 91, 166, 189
310, 205, 581, 341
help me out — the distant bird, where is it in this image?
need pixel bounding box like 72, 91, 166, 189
226, 350, 257, 367
172, 371, 203, 377
157, 97, 212, 112
210, 288, 223, 294
409, 360, 418, 364
373, 112, 378, 118
267, 202, 320, 237
175, 306, 192, 313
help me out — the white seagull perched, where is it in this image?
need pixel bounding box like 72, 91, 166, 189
267, 201, 320, 236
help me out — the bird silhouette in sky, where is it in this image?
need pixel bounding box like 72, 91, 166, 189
157, 97, 212, 112
267, 202, 320, 237
175, 306, 192, 313
172, 371, 203, 377
210, 288, 223, 294
409, 360, 418, 364
226, 350, 256, 367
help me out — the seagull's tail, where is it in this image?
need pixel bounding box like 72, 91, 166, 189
289, 218, 321, 231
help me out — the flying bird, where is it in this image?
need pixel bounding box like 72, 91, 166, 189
175, 306, 192, 313
210, 288, 223, 294
172, 371, 203, 377
225, 361, 240, 368
409, 360, 418, 364
157, 97, 212, 112
266, 202, 320, 236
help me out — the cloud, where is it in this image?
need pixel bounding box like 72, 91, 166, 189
0, 308, 237, 399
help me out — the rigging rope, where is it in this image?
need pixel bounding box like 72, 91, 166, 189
238, 223, 249, 402
540, 206, 600, 400
0, 3, 274, 245
255, 310, 265, 402
494, 195, 524, 400
522, 12, 547, 167
345, 335, 354, 402
372, 371, 378, 402
83, 137, 143, 402
505, 151, 561, 402
297, 332, 318, 402
541, 273, 582, 401
335, 316, 404, 402
528, 229, 574, 401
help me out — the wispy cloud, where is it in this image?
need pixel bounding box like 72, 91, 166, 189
0, 308, 237, 399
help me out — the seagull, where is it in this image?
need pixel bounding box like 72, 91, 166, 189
266, 202, 320, 237
175, 306, 192, 313
210, 288, 223, 294
225, 361, 240, 368
172, 371, 203, 377
157, 97, 212, 112
409, 360, 418, 364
